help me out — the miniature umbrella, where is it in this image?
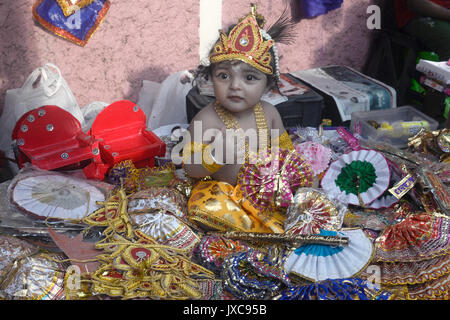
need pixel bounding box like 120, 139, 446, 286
321, 149, 390, 206
11, 174, 105, 220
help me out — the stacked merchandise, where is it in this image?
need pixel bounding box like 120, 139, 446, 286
416, 59, 450, 123
416, 59, 450, 89
0, 121, 449, 301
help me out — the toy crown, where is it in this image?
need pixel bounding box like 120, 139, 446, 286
208, 5, 275, 75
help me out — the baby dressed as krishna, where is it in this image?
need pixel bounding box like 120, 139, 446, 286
181, 5, 314, 234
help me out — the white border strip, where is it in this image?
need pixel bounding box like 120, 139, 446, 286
199, 0, 222, 62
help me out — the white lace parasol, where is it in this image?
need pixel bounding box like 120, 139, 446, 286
11, 174, 105, 220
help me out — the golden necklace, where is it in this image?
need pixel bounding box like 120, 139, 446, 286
214, 101, 269, 161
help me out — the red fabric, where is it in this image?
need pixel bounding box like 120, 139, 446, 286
395, 0, 450, 28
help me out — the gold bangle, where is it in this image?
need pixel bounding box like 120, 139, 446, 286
182, 141, 206, 164
202, 144, 224, 173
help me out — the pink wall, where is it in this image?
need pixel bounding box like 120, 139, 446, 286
223, 0, 382, 74
0, 0, 382, 111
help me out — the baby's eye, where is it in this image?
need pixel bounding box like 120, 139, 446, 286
246, 74, 258, 81
217, 73, 229, 80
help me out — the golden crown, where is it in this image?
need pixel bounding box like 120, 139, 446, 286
208, 7, 274, 75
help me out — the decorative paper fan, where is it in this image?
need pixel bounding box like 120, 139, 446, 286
374, 212, 450, 263
369, 254, 450, 286
194, 234, 251, 274
128, 187, 188, 223
222, 250, 290, 299
130, 211, 200, 252
237, 148, 314, 212
367, 190, 398, 210
295, 141, 332, 175
321, 149, 390, 206
0, 236, 37, 280
1, 252, 67, 300
284, 229, 374, 282
11, 174, 105, 220
367, 159, 402, 209
284, 188, 344, 235
407, 273, 450, 300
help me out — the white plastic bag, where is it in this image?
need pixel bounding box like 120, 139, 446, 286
0, 63, 84, 173
139, 70, 193, 130
137, 80, 161, 118
81, 101, 109, 132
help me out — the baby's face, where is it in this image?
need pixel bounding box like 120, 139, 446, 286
212, 60, 269, 114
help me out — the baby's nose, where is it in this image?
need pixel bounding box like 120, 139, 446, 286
230, 77, 242, 90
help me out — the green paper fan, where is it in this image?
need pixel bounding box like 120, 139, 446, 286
321, 150, 390, 206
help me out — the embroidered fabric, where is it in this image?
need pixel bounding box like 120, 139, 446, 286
188, 180, 286, 233
79, 189, 215, 300
196, 279, 226, 300
56, 0, 94, 17
0, 236, 38, 283
108, 161, 177, 194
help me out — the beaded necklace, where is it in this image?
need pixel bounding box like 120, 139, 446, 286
213, 101, 269, 162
